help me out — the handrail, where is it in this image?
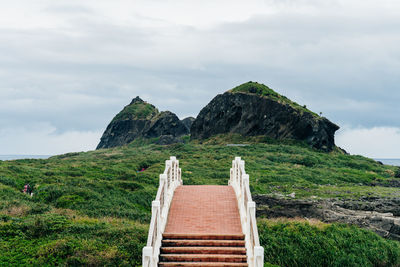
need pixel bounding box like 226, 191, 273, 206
142, 156, 182, 267
229, 157, 264, 267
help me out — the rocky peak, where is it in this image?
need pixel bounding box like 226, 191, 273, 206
96, 98, 189, 149
191, 82, 339, 151
130, 96, 145, 105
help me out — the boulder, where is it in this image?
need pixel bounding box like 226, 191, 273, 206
191, 82, 339, 151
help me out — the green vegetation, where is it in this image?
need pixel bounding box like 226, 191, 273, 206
1, 136, 399, 265
112, 101, 158, 122
230, 81, 281, 98
260, 218, 400, 267
230, 81, 319, 116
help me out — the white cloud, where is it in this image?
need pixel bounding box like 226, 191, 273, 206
0, 123, 102, 155
336, 126, 400, 158
0, 0, 399, 155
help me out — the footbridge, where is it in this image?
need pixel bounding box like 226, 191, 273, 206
142, 157, 264, 267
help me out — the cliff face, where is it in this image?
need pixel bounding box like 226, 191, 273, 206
96, 97, 189, 149
181, 117, 195, 132
191, 82, 339, 151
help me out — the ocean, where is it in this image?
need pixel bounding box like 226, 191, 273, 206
374, 159, 400, 167
0, 155, 399, 166
0, 155, 52, 161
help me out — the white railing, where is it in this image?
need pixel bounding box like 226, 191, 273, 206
142, 156, 182, 267
229, 157, 264, 267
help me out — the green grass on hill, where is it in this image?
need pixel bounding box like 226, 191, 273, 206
229, 81, 319, 117
111, 101, 158, 122
259, 218, 400, 267
1, 136, 399, 266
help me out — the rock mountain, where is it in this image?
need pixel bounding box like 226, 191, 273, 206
191, 82, 339, 151
96, 97, 191, 149
97, 82, 339, 151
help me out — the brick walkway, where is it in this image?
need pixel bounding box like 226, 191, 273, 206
164, 185, 242, 235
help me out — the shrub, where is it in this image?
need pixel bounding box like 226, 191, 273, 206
56, 195, 85, 208
25, 214, 70, 238
258, 220, 400, 267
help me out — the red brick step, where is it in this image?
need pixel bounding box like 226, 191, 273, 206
159, 186, 248, 266
163, 233, 244, 240
159, 262, 248, 267
159, 254, 247, 263
161, 246, 246, 255
162, 239, 245, 247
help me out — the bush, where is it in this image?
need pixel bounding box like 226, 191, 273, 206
258, 220, 400, 267
25, 214, 70, 238
56, 195, 85, 208
395, 168, 400, 178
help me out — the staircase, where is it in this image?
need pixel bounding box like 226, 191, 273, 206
142, 157, 264, 267
159, 233, 247, 266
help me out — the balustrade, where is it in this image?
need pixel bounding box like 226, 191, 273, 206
229, 157, 264, 267
142, 157, 182, 267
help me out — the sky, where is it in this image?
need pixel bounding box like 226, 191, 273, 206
0, 0, 399, 158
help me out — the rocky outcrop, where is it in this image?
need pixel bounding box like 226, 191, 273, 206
191, 82, 339, 151
181, 117, 195, 132
96, 97, 189, 149
144, 111, 188, 139
254, 195, 400, 240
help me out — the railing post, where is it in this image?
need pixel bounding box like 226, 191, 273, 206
235, 157, 240, 186
247, 201, 255, 248
159, 174, 167, 221
142, 246, 152, 267
243, 174, 248, 205
231, 159, 235, 184
170, 157, 176, 186
162, 174, 168, 207
153, 200, 160, 265
178, 168, 182, 184
152, 200, 160, 236
254, 246, 264, 267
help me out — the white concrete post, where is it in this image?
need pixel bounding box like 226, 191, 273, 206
175, 160, 179, 185
159, 174, 167, 220
235, 157, 241, 186
247, 201, 255, 251
142, 246, 152, 267
163, 174, 168, 207
152, 200, 160, 265
152, 200, 160, 234
170, 157, 176, 185
254, 246, 264, 267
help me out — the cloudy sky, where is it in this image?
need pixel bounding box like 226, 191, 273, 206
0, 0, 399, 157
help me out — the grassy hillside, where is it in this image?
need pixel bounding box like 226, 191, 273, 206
111, 100, 158, 122
1, 136, 400, 266
229, 82, 318, 116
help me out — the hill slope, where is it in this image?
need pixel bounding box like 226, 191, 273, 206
1, 138, 400, 265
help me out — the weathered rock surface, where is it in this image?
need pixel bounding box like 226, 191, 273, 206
155, 135, 184, 145
96, 97, 189, 149
254, 194, 400, 240
191, 82, 339, 151
181, 117, 195, 132
144, 111, 188, 139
